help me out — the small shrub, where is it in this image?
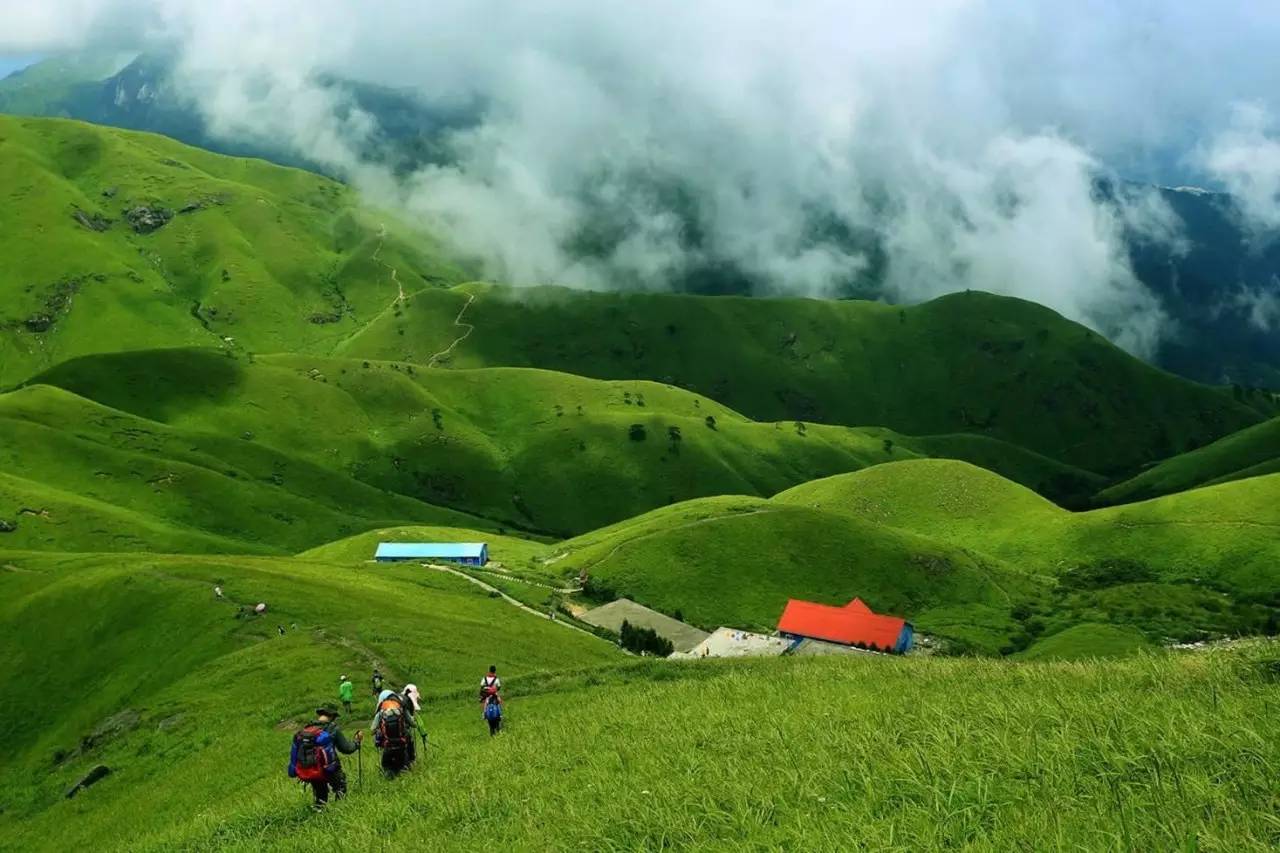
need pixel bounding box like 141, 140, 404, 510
629, 423, 647, 442
705, 415, 717, 430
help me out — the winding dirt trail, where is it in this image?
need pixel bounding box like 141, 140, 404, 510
426, 563, 617, 647
427, 294, 477, 367
374, 223, 407, 307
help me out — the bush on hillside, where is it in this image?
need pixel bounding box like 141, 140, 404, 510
619, 620, 674, 656
1060, 558, 1157, 590
581, 576, 616, 603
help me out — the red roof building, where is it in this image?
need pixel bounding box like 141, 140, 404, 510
776, 597, 913, 653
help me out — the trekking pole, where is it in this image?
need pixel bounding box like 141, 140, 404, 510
357, 741, 363, 789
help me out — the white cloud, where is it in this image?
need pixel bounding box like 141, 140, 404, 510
1234, 280, 1280, 331
1204, 103, 1280, 235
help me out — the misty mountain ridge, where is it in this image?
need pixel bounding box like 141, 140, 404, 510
2, 50, 1278, 389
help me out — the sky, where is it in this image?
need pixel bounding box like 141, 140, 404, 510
0, 53, 41, 77
3, 1, 1280, 354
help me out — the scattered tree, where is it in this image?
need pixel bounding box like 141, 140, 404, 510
705, 415, 717, 430
619, 620, 674, 656
629, 423, 647, 442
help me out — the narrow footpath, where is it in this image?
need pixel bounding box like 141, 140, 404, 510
427, 294, 477, 367
426, 563, 619, 648
374, 223, 407, 307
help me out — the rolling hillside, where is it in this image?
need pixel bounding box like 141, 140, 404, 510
369, 459, 1277, 654
776, 459, 1280, 596
338, 283, 1268, 476
0, 549, 619, 848
0, 112, 1278, 853
1099, 415, 1280, 504
0, 115, 467, 386
546, 495, 1043, 654
8, 53, 1280, 391
0, 550, 1274, 851
0, 383, 488, 553
775, 460, 1280, 644
22, 348, 1105, 537
3, 117, 1272, 486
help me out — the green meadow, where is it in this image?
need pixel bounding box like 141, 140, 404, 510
2, 116, 1279, 850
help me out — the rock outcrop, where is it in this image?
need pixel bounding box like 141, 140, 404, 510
72, 208, 112, 232
125, 205, 174, 234
65, 765, 112, 799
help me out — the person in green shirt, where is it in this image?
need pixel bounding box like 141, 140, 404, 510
338, 675, 354, 715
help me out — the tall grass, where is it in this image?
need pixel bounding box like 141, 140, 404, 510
8, 644, 1274, 851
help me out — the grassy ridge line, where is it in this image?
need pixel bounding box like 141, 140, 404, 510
1100, 415, 1280, 503
0, 383, 491, 552
26, 347, 1108, 539
776, 459, 1280, 594
340, 283, 1266, 475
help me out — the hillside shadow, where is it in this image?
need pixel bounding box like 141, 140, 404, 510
22, 348, 247, 422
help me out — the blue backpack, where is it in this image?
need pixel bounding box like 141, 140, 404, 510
289, 724, 337, 782
483, 699, 502, 721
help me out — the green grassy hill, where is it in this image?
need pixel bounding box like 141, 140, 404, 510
22, 348, 1104, 537
3, 113, 1280, 853
1017, 623, 1152, 661
1099, 415, 1280, 504
0, 551, 1274, 852
777, 459, 1280, 596
338, 283, 1268, 476
0, 115, 467, 387
0, 383, 487, 553
2, 114, 1269, 486
0, 51, 137, 116
775, 460, 1280, 645
0, 549, 620, 848
548, 495, 1042, 654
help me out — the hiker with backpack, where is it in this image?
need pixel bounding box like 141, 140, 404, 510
288, 707, 363, 811
371, 669, 383, 696
402, 683, 427, 753
402, 683, 422, 716
370, 689, 417, 777
339, 675, 354, 715
479, 666, 503, 736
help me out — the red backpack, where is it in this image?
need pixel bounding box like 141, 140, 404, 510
290, 725, 337, 782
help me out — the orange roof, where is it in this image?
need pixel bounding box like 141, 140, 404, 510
777, 598, 906, 649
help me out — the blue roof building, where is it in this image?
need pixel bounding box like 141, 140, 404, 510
374, 542, 489, 565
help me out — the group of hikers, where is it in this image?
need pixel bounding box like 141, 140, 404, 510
287, 666, 506, 810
